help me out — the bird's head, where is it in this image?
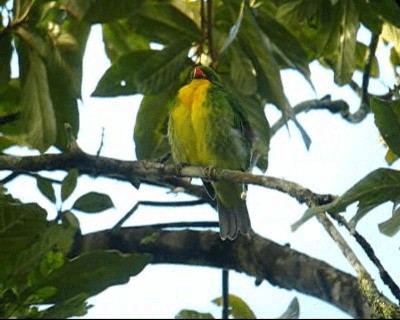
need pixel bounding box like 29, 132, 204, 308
190, 65, 221, 84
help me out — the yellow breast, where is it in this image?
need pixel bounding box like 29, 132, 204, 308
170, 79, 213, 165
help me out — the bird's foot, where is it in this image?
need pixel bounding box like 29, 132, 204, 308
203, 165, 217, 181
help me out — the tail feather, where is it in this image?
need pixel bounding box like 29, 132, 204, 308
217, 197, 251, 241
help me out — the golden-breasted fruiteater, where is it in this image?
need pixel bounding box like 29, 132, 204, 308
168, 65, 253, 240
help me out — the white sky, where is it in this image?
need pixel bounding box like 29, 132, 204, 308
5, 23, 400, 319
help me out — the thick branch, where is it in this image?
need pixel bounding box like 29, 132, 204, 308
74, 227, 373, 318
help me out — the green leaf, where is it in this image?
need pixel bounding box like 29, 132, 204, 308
62, 0, 146, 23
292, 168, 400, 231
36, 293, 90, 319
36, 177, 57, 204
72, 191, 114, 213
378, 199, 400, 237
175, 309, 214, 319
134, 86, 178, 161
354, 42, 379, 78
93, 44, 192, 96
61, 169, 79, 202
47, 250, 152, 302
102, 21, 150, 62
333, 0, 359, 86
213, 294, 256, 319
357, 0, 400, 32
20, 51, 57, 152
385, 148, 399, 165
277, 297, 300, 319
220, 0, 245, 54
371, 98, 400, 157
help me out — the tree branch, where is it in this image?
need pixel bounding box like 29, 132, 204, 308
74, 227, 373, 318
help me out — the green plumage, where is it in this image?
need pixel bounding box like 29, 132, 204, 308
168, 66, 253, 240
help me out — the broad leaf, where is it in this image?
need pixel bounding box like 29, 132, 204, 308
333, 0, 359, 85
20, 51, 57, 152
355, 42, 379, 78
378, 200, 400, 237
37, 176, 57, 204
292, 168, 400, 232
72, 191, 114, 213
47, 250, 152, 302
134, 84, 181, 161
213, 294, 256, 319
93, 44, 193, 96
62, 0, 146, 23
61, 169, 79, 202
371, 98, 400, 158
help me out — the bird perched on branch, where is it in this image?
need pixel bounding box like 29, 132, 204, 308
168, 65, 253, 240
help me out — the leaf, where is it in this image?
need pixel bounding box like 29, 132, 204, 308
213, 294, 256, 319
385, 148, 399, 165
62, 0, 146, 23
61, 169, 79, 202
134, 84, 180, 160
357, 0, 400, 33
175, 309, 214, 319
277, 297, 300, 319
20, 51, 57, 152
378, 199, 400, 237
72, 191, 114, 213
47, 250, 152, 302
93, 44, 192, 96
220, 0, 245, 54
36, 177, 57, 204
36, 293, 90, 319
371, 98, 400, 157
333, 0, 359, 86
355, 42, 379, 78
292, 168, 400, 231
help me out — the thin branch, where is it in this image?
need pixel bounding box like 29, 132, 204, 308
206, 0, 216, 66
328, 211, 400, 304
222, 269, 229, 319
112, 199, 207, 230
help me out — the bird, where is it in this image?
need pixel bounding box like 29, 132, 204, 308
168, 65, 253, 240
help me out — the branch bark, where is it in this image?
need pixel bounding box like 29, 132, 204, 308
73, 227, 373, 318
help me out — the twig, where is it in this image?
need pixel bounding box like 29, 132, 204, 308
222, 269, 229, 319
328, 211, 400, 304
112, 199, 207, 230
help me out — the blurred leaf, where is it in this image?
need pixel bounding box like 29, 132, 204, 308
213, 294, 256, 319
36, 293, 91, 318
62, 0, 146, 23
378, 199, 400, 236
20, 51, 57, 152
220, 0, 244, 54
277, 297, 300, 319
371, 98, 400, 157
93, 44, 192, 96
357, 0, 400, 33
256, 4, 312, 84
134, 83, 181, 160
228, 43, 257, 96
0, 195, 48, 270
355, 42, 379, 78
102, 21, 150, 62
175, 309, 214, 319
37, 176, 57, 204
61, 169, 79, 202
72, 191, 114, 213
382, 23, 400, 61
292, 168, 400, 231
333, 0, 359, 85
47, 250, 151, 302
385, 148, 399, 165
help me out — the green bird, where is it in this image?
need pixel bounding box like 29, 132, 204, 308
168, 65, 253, 240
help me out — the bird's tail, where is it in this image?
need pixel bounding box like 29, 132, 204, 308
216, 192, 251, 241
